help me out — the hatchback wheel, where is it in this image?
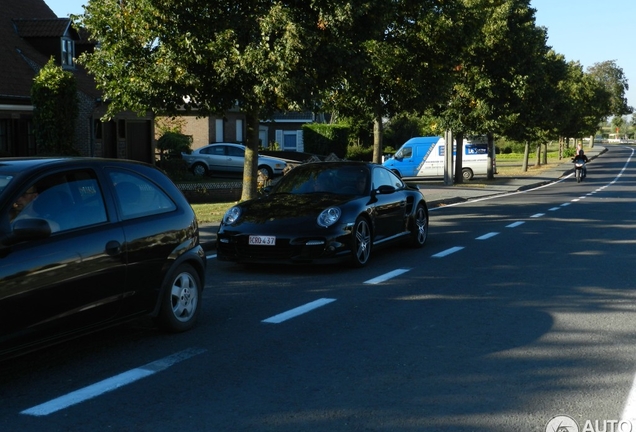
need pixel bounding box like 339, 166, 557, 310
351, 217, 371, 267
158, 263, 201, 332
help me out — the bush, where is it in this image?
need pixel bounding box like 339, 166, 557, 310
157, 132, 193, 158
563, 147, 576, 158
303, 124, 349, 158
162, 158, 193, 181
345, 144, 373, 161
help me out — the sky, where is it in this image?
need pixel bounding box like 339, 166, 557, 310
46, 0, 636, 111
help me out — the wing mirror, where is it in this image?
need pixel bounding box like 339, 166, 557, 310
1, 218, 52, 247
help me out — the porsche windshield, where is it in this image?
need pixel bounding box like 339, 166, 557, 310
273, 165, 370, 196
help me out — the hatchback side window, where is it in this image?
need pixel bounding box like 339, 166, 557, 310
10, 170, 107, 233
109, 171, 176, 220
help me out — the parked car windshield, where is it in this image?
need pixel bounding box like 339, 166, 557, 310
273, 164, 369, 196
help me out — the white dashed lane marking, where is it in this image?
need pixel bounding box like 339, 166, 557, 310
476, 232, 499, 240
21, 348, 206, 417
262, 298, 336, 324
364, 269, 411, 285
432, 246, 464, 258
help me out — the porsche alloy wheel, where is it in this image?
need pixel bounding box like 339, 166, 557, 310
409, 203, 428, 248
351, 217, 371, 267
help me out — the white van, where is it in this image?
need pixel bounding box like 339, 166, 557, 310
382, 136, 494, 180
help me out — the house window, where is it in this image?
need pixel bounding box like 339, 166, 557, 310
0, 120, 7, 153
118, 120, 126, 138
94, 120, 103, 139
61, 38, 75, 68
235, 119, 243, 142
283, 131, 297, 150
27, 121, 36, 156
215, 119, 223, 142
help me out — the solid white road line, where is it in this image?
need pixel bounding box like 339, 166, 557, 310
21, 348, 206, 417
432, 246, 464, 258
262, 298, 336, 324
364, 268, 411, 285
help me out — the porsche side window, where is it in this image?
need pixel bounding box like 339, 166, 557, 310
372, 169, 391, 189
109, 170, 176, 220
386, 169, 405, 189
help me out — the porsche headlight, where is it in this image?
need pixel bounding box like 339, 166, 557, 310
223, 206, 242, 225
317, 207, 341, 227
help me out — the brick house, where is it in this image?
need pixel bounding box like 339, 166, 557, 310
0, 0, 154, 162
169, 109, 317, 152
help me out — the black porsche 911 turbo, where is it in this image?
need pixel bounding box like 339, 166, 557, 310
217, 161, 429, 267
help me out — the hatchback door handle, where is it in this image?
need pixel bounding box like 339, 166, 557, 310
105, 240, 122, 256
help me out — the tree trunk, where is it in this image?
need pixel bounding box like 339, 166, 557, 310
453, 131, 464, 184
372, 111, 383, 164
542, 142, 548, 165
534, 143, 541, 167
522, 141, 529, 172
241, 109, 261, 201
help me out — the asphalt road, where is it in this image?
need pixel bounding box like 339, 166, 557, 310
1, 145, 635, 432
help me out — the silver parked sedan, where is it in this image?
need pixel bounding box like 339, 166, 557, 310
181, 143, 287, 178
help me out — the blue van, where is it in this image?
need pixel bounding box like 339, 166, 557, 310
383, 136, 493, 180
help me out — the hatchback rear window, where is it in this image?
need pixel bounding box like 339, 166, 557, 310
109, 171, 176, 220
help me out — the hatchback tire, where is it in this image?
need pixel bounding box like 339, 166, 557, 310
157, 263, 201, 332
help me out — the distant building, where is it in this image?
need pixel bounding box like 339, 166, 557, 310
0, 0, 154, 161
167, 109, 315, 152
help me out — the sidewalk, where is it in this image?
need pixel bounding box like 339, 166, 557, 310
198, 146, 606, 251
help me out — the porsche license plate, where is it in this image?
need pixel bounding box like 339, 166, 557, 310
249, 235, 276, 246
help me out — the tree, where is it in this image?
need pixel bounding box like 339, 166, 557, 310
78, 0, 345, 200
31, 58, 79, 155
587, 60, 633, 117
324, 0, 470, 164
556, 61, 610, 144
435, 0, 551, 181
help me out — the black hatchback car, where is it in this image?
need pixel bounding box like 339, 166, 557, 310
0, 158, 206, 359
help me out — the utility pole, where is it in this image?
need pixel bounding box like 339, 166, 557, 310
444, 130, 453, 186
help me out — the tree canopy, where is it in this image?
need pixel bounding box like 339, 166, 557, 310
79, 0, 346, 198
77, 0, 630, 191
